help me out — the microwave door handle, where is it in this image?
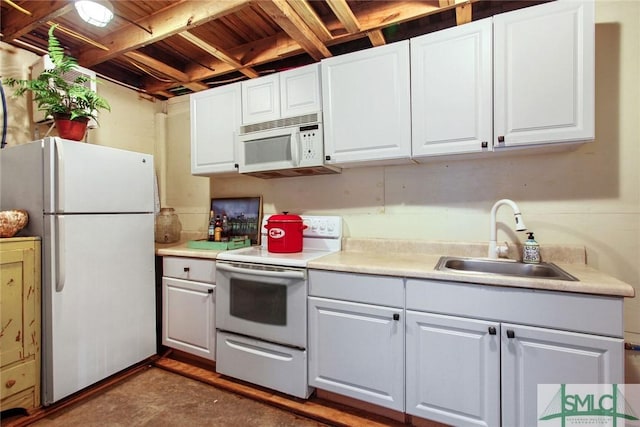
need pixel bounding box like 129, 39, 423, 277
291, 131, 300, 167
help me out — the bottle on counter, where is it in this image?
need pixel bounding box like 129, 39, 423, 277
221, 215, 230, 241
207, 210, 216, 241
523, 232, 540, 264
214, 215, 223, 242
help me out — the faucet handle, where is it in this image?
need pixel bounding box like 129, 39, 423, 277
496, 242, 509, 258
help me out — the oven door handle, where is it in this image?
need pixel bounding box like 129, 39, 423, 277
216, 262, 306, 280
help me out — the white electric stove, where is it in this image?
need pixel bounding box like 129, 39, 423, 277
215, 214, 342, 399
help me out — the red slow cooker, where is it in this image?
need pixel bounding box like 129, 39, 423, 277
264, 212, 307, 253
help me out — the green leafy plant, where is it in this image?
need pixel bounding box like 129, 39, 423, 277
3, 24, 110, 123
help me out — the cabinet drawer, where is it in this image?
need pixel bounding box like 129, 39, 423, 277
163, 256, 216, 283
1, 360, 36, 400
309, 270, 403, 307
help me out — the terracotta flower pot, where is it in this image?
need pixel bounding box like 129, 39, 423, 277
55, 117, 89, 141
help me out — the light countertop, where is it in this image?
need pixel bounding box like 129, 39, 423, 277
156, 241, 221, 260
155, 238, 635, 298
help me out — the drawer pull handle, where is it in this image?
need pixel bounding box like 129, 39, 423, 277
506, 329, 515, 339
183, 267, 190, 272
6, 379, 16, 388
393, 313, 400, 321
207, 288, 214, 294
488, 326, 497, 335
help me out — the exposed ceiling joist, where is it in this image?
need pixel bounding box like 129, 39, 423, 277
287, 0, 333, 43
456, 2, 473, 25
2, 1, 74, 41
257, 0, 332, 61
327, 0, 360, 34
123, 51, 208, 93
178, 31, 259, 79
77, 0, 250, 67
367, 30, 386, 47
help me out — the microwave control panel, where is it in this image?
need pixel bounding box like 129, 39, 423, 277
299, 124, 323, 166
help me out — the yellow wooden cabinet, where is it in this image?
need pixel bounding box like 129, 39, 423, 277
0, 237, 41, 412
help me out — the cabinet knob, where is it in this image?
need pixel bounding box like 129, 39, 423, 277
481, 141, 488, 148
207, 288, 214, 294
393, 313, 400, 321
5, 379, 16, 388
234, 163, 239, 169
325, 155, 331, 161
488, 326, 497, 335
506, 329, 515, 339
498, 135, 505, 143
183, 267, 190, 272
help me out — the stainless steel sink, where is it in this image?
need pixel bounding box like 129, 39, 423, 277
435, 256, 578, 281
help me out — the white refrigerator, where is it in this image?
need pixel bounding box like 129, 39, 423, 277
0, 137, 156, 405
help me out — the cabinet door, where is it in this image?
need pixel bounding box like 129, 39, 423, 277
494, 0, 594, 148
190, 83, 241, 175
406, 311, 500, 427
308, 297, 404, 411
322, 41, 411, 166
162, 277, 216, 361
242, 73, 280, 125
501, 323, 624, 427
411, 18, 493, 158
280, 63, 321, 118
0, 243, 38, 368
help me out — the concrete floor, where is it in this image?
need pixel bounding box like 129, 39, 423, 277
28, 367, 328, 426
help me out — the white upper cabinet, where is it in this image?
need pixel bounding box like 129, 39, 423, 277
190, 83, 241, 176
241, 63, 321, 125
242, 73, 280, 125
411, 18, 493, 158
280, 64, 322, 118
493, 0, 595, 148
322, 40, 411, 166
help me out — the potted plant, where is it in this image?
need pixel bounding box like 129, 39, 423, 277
3, 24, 110, 141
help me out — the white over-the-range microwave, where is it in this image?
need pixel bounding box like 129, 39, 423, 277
237, 113, 340, 179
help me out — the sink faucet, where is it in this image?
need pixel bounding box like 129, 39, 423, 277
488, 199, 527, 259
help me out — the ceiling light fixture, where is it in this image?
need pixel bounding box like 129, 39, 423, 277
74, 0, 114, 27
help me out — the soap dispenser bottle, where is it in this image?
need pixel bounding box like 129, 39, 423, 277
523, 232, 540, 264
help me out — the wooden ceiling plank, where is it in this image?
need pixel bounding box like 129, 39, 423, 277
326, 0, 360, 34
2, 1, 74, 41
257, 0, 332, 62
367, 30, 386, 47
286, 0, 333, 43
178, 31, 259, 79
77, 0, 251, 67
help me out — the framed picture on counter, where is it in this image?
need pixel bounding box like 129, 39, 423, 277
210, 196, 263, 244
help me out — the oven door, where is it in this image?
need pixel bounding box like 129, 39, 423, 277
237, 127, 300, 174
215, 261, 307, 348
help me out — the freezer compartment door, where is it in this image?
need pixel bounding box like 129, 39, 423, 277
42, 213, 156, 405
44, 138, 154, 214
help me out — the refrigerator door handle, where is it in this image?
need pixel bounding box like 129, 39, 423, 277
55, 215, 66, 292
55, 138, 65, 212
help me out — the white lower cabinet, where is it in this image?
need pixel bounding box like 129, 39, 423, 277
162, 257, 216, 360
308, 270, 404, 411
501, 323, 623, 427
405, 311, 500, 427
405, 278, 624, 427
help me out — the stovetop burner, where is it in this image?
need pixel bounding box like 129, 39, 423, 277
216, 215, 342, 268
